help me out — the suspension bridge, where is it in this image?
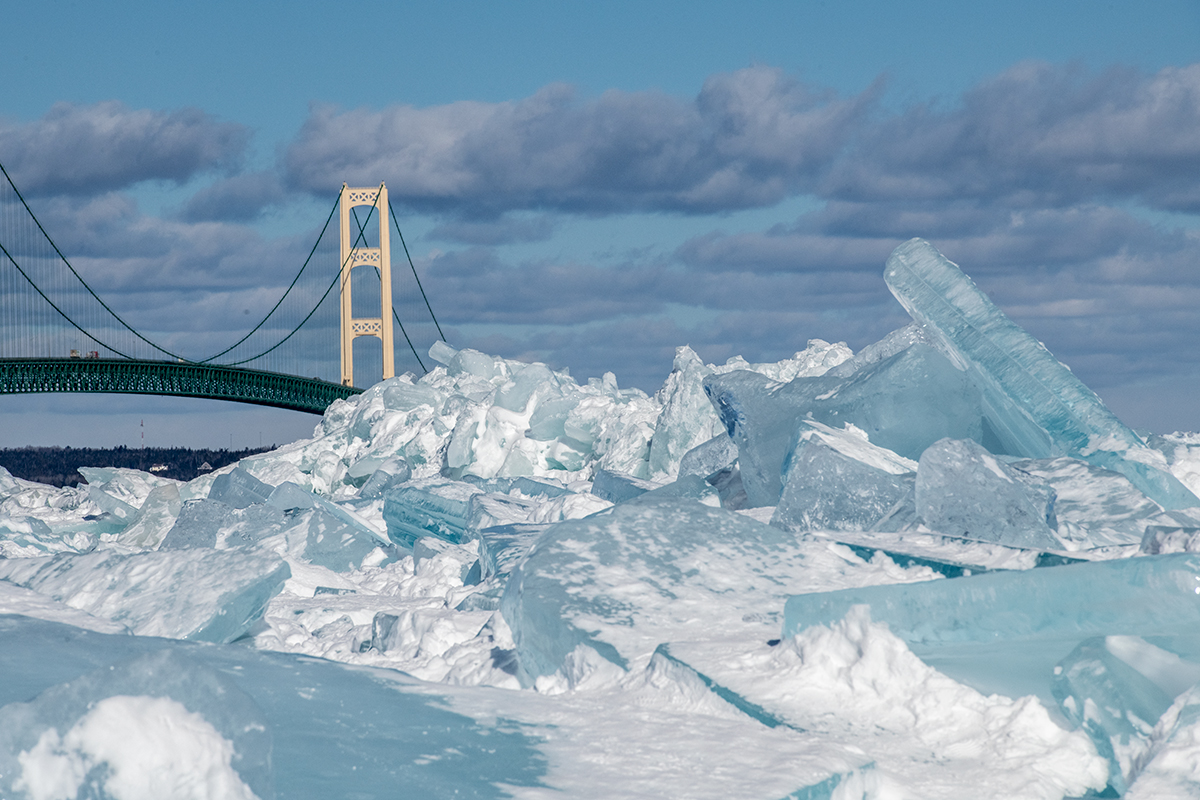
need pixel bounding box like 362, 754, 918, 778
0, 162, 444, 414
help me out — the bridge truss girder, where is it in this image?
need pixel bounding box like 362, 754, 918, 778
0, 359, 361, 415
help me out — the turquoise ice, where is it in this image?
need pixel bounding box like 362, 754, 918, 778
884, 238, 1199, 510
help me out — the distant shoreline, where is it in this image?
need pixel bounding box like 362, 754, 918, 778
0, 445, 276, 488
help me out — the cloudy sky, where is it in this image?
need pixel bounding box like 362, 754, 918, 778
1, 0, 1199, 448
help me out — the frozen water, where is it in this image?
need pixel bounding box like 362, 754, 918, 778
704, 342, 983, 507
784, 553, 1200, 709
590, 468, 660, 503
784, 553, 1200, 645
209, 466, 274, 508
646, 346, 726, 479
0, 615, 548, 800
885, 238, 1199, 510
0, 548, 290, 642
1127, 684, 1200, 798
1052, 636, 1200, 794
500, 497, 938, 687
382, 484, 475, 548
915, 437, 1061, 549
111, 483, 181, 550
161, 499, 287, 550
772, 420, 916, 533
677, 432, 738, 479
1013, 456, 1199, 549
7, 277, 1200, 797
0, 648, 270, 800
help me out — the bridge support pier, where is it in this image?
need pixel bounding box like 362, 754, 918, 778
339, 183, 395, 387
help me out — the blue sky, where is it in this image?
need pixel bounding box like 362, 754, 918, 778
1, 0, 1199, 447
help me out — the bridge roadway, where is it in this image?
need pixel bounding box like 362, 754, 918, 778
0, 358, 362, 414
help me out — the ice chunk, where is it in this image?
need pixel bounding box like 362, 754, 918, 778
783, 553, 1200, 706
1053, 636, 1200, 794
0, 582, 128, 634
590, 468, 660, 504
501, 498, 867, 686
772, 421, 916, 533
356, 456, 413, 499
884, 238, 1199, 510
1013, 456, 1195, 549
678, 432, 738, 478
785, 553, 1200, 644
295, 506, 394, 573
382, 484, 474, 548
1127, 684, 1200, 798
704, 342, 983, 507
0, 548, 290, 642
0, 516, 95, 558
0, 615, 547, 799
161, 499, 287, 550
208, 466, 274, 508
0, 649, 270, 800
915, 438, 1061, 550
647, 346, 725, 479
1143, 526, 1200, 554
111, 483, 181, 550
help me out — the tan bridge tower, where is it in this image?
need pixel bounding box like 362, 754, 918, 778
339, 183, 395, 387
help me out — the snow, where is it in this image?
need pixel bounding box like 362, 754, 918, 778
3, 239, 1200, 797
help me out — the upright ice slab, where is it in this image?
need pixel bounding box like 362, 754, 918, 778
884, 238, 1199, 510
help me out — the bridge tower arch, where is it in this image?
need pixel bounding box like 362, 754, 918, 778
339, 183, 395, 387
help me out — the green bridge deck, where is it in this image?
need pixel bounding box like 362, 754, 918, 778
0, 358, 362, 414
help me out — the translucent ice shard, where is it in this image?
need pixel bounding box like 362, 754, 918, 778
113, 483, 182, 550
704, 342, 982, 507
160, 499, 287, 550
772, 421, 916, 534
1127, 684, 1200, 798
382, 484, 474, 548
785, 553, 1200, 644
647, 346, 725, 479
590, 468, 660, 504
0, 548, 290, 643
678, 432, 738, 479
915, 437, 1061, 550
1053, 636, 1200, 794
884, 238, 1199, 510
501, 498, 845, 685
784, 554, 1200, 705
209, 466, 274, 508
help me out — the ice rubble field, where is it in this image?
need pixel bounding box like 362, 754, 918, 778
5, 240, 1200, 799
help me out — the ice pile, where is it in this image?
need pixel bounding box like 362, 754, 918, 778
3, 238, 1200, 797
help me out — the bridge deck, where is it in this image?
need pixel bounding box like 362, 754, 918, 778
0, 358, 362, 414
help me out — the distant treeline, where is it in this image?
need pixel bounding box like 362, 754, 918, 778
0, 445, 276, 487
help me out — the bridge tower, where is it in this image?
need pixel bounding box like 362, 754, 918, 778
339, 183, 395, 387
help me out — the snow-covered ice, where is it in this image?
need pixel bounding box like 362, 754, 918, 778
2, 238, 1200, 797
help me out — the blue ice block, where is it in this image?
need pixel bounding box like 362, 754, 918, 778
915, 437, 1061, 549
772, 423, 915, 534
1052, 636, 1200, 795
884, 238, 1199, 510
704, 343, 983, 507
208, 466, 274, 509
382, 486, 472, 548
784, 553, 1200, 645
